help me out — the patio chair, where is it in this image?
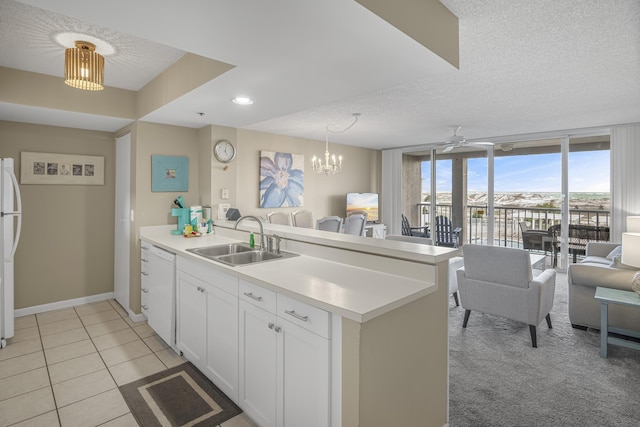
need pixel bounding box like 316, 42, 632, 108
267, 212, 290, 226
457, 245, 556, 347
291, 210, 313, 228
401, 214, 428, 238
316, 216, 343, 232
519, 221, 556, 257
434, 215, 461, 247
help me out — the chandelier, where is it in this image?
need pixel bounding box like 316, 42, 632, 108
312, 128, 343, 175
311, 113, 360, 175
65, 41, 104, 91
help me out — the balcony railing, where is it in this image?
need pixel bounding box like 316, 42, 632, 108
416, 203, 610, 248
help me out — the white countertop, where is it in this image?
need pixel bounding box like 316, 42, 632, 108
140, 224, 455, 323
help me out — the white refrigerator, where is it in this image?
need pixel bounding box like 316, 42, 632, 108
1, 158, 22, 348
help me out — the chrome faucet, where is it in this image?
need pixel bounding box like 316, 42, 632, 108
266, 234, 281, 254
234, 216, 265, 250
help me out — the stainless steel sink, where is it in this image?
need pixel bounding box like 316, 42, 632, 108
187, 243, 253, 258
215, 250, 297, 266
187, 243, 298, 266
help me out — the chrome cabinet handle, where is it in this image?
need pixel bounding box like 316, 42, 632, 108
141, 304, 148, 310
141, 258, 148, 262
243, 292, 263, 302
197, 286, 205, 293
284, 310, 308, 322
141, 272, 149, 276
141, 288, 148, 293
141, 246, 149, 250
268, 323, 281, 332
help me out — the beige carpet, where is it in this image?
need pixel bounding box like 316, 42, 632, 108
449, 269, 640, 426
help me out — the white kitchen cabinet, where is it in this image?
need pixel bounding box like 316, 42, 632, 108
176, 256, 239, 402
205, 281, 239, 401
239, 280, 331, 427
277, 315, 330, 427
176, 270, 207, 366
239, 299, 278, 427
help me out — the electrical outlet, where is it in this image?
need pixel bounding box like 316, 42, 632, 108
221, 188, 229, 199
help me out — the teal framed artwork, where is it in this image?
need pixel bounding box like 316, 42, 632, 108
151, 155, 189, 192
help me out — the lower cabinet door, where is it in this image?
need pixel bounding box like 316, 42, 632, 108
239, 301, 278, 427
205, 285, 239, 402
176, 271, 207, 368
277, 317, 330, 427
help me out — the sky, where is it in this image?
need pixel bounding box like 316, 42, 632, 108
422, 150, 610, 193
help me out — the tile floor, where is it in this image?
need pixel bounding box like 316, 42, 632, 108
0, 299, 256, 427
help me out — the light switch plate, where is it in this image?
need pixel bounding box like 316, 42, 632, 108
221, 188, 229, 199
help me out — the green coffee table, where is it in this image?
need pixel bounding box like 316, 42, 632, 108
594, 287, 640, 358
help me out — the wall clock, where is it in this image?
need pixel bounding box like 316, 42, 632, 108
213, 140, 236, 163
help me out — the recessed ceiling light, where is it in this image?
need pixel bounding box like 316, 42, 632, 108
232, 97, 254, 105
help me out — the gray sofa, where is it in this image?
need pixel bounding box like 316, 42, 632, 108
567, 242, 640, 332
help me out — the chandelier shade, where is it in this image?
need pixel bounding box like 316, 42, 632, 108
64, 41, 104, 91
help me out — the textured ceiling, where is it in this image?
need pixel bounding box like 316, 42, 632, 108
1, 0, 639, 150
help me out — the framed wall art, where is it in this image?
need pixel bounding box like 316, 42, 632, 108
259, 151, 304, 208
20, 151, 105, 185
151, 155, 189, 192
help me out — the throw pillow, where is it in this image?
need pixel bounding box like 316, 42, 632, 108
606, 245, 622, 261
610, 254, 637, 270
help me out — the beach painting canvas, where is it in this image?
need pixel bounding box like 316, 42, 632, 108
259, 151, 304, 208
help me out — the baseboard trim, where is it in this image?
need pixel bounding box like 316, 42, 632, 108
128, 311, 147, 323
15, 292, 115, 317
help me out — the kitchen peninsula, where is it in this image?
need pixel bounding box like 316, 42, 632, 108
140, 221, 457, 427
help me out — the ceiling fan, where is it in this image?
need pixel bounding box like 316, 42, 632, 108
441, 126, 493, 153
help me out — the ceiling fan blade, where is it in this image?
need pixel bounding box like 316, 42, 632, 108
442, 145, 454, 153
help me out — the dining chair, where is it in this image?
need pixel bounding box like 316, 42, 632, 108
291, 210, 313, 228
344, 214, 367, 236
267, 212, 290, 226
347, 210, 368, 222
316, 216, 343, 232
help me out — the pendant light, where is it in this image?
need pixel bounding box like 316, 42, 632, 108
64, 41, 104, 91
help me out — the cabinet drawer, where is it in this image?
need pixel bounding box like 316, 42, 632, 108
177, 255, 238, 296
240, 280, 276, 314
277, 294, 330, 339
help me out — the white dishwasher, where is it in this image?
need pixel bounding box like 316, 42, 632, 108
148, 245, 178, 352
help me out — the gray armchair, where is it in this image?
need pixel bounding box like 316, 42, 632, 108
457, 245, 556, 347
